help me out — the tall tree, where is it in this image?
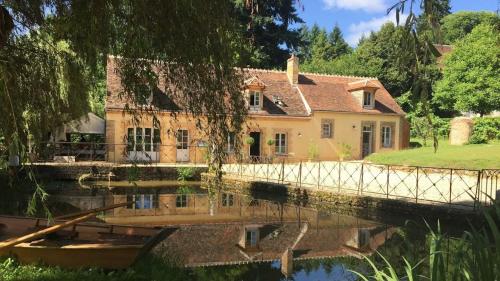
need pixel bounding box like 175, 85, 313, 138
233, 0, 304, 69
433, 24, 500, 116
327, 24, 351, 60
310, 28, 330, 62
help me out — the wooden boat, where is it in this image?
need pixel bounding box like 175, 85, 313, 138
0, 205, 174, 269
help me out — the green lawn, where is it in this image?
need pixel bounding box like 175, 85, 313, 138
366, 140, 500, 170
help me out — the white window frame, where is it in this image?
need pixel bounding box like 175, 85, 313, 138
249, 91, 261, 111
382, 126, 392, 148
246, 229, 258, 247
222, 193, 234, 207
176, 194, 188, 208
275, 133, 287, 155
363, 91, 374, 108
227, 132, 236, 153
127, 127, 160, 152
321, 121, 332, 138
128, 194, 154, 210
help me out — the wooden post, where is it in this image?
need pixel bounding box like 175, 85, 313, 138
281, 159, 285, 183
449, 169, 453, 205
281, 248, 293, 278
338, 162, 342, 193
359, 163, 364, 195
386, 165, 390, 198
415, 167, 419, 204
298, 161, 302, 188
317, 161, 321, 190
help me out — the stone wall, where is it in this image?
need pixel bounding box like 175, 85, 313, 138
32, 164, 207, 181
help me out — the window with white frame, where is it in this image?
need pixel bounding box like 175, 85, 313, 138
126, 194, 155, 209
246, 229, 258, 247
127, 127, 160, 152
227, 132, 236, 153
176, 194, 188, 208
275, 133, 287, 155
321, 120, 333, 138
222, 193, 234, 207
381, 126, 393, 148
363, 91, 374, 108
249, 91, 261, 110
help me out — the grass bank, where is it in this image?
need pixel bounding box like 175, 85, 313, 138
0, 256, 189, 281
366, 140, 500, 170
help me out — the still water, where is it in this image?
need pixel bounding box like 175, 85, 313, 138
3, 181, 462, 280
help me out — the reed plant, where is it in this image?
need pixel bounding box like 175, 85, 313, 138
352, 204, 500, 281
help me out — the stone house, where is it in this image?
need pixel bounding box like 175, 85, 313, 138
105, 55, 409, 163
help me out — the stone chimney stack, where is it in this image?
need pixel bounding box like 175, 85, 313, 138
287, 54, 299, 85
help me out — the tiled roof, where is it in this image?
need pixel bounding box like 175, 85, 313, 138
106, 56, 405, 116
297, 73, 405, 114
243, 69, 309, 116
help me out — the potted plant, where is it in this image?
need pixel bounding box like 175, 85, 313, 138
338, 142, 352, 161
307, 142, 319, 161
245, 136, 255, 145
266, 139, 275, 161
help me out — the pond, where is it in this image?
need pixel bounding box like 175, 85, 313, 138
1, 181, 468, 281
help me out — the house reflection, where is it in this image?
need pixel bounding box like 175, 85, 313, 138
97, 187, 396, 267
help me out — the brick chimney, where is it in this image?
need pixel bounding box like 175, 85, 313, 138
287, 54, 299, 85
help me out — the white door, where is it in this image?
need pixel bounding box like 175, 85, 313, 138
362, 124, 373, 158
176, 129, 189, 162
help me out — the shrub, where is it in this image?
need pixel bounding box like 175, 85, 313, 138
244, 136, 254, 145
469, 117, 500, 144
176, 167, 195, 181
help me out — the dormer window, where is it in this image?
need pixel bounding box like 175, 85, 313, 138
246, 229, 258, 247
249, 91, 261, 111
363, 91, 374, 109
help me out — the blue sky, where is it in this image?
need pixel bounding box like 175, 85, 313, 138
296, 0, 498, 45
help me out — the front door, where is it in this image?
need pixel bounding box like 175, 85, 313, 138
361, 124, 373, 158
249, 132, 261, 160
176, 129, 189, 162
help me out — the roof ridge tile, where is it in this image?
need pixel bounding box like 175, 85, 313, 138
299, 71, 378, 80
243, 67, 378, 80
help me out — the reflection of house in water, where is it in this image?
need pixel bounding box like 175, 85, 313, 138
154, 220, 395, 268
51, 186, 396, 269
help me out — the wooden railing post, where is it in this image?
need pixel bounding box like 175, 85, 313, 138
317, 161, 321, 190
299, 161, 302, 188
358, 163, 364, 195
281, 159, 285, 183
415, 166, 419, 204
386, 165, 390, 199
474, 170, 482, 210
338, 161, 342, 193
449, 169, 453, 205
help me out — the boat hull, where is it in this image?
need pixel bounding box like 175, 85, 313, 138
1, 244, 143, 269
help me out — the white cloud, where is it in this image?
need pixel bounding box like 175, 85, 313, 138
346, 11, 408, 46
322, 0, 387, 13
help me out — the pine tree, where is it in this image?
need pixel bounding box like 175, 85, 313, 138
234, 0, 305, 69
327, 24, 351, 60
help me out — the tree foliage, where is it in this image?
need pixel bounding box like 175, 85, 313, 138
298, 23, 351, 64
0, 0, 256, 214
233, 0, 304, 69
302, 22, 419, 98
441, 11, 500, 44
433, 24, 500, 116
